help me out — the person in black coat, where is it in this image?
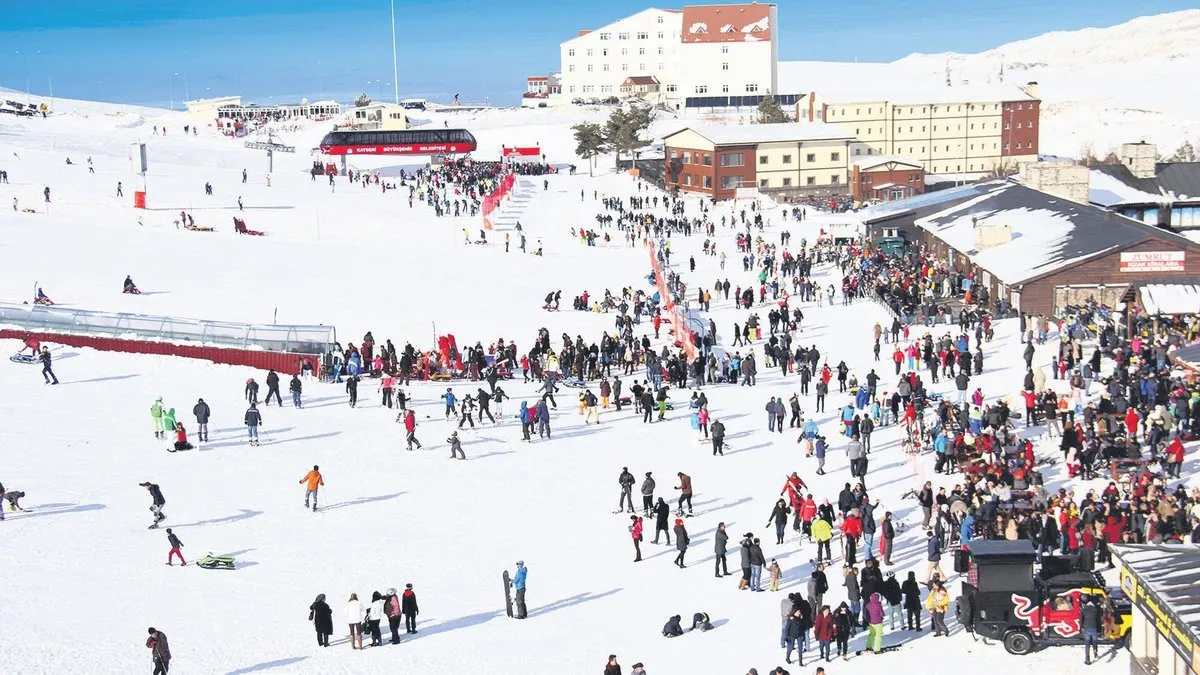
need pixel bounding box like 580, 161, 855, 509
309, 593, 334, 646
265, 369, 282, 406
714, 522, 730, 577
662, 614, 684, 637
192, 398, 211, 442
901, 571, 922, 630
652, 498, 671, 545
401, 584, 420, 633
673, 519, 690, 568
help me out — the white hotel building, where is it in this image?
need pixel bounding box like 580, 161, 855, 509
541, 3, 779, 110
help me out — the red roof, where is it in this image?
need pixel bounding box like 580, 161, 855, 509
579, 29, 592, 36
527, 76, 549, 81
623, 76, 660, 86
680, 3, 772, 44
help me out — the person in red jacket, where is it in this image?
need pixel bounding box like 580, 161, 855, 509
813, 604, 837, 661
652, 312, 662, 339
891, 346, 904, 375
629, 515, 644, 562
841, 511, 863, 564
1125, 407, 1141, 441
402, 409, 422, 450
172, 423, 193, 452
1021, 389, 1038, 427
1166, 435, 1186, 478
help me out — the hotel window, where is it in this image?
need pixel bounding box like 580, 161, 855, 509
854, 148, 861, 155
682, 152, 691, 164
759, 155, 768, 165
831, 152, 840, 161
639, 48, 645, 55
657, 16, 664, 24
622, 64, 628, 71
702, 154, 712, 166
783, 177, 792, 186
658, 31, 664, 39
933, 126, 937, 131
722, 62, 729, 70
587, 65, 593, 72
638, 63, 644, 71
619, 31, 629, 40
922, 107, 926, 113
759, 178, 769, 188
856, 128, 860, 135
806, 153, 815, 162
722, 84, 730, 93
703, 175, 712, 188
933, 106, 938, 112
782, 154, 792, 164
599, 33, 610, 40
830, 174, 840, 184
746, 84, 758, 93
683, 174, 692, 186
868, 108, 872, 114
637, 32, 648, 39
569, 86, 575, 93
695, 85, 708, 94
568, 49, 575, 56
619, 48, 625, 55
856, 108, 860, 115
719, 153, 744, 167
807, 176, 816, 185
568, 65, 575, 72
603, 64, 609, 71
1005, 123, 1010, 129
721, 175, 742, 189
1016, 122, 1023, 129
658, 63, 664, 70
601, 85, 612, 93
658, 47, 663, 54
722, 45, 729, 53
666, 84, 677, 92
587, 48, 593, 56
582, 85, 594, 93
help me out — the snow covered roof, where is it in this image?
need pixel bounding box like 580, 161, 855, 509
680, 4, 771, 44
1112, 544, 1200, 646
853, 154, 923, 170
664, 121, 855, 146
865, 180, 1200, 285
1139, 284, 1200, 315
779, 61, 1036, 105
1091, 162, 1200, 205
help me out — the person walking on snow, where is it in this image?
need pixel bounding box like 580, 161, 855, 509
146, 628, 170, 675
244, 378, 259, 405
630, 515, 644, 562
264, 369, 282, 406
402, 408, 422, 450
244, 402, 262, 446
447, 431, 466, 459
165, 528, 186, 566
673, 519, 690, 568
289, 375, 303, 408
191, 398, 210, 442
39, 346, 58, 384
300, 465, 323, 511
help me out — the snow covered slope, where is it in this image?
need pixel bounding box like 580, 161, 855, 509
781, 9, 1200, 158
0, 96, 1137, 675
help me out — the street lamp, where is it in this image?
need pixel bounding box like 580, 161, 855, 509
15, 50, 30, 104
36, 50, 51, 108
389, 0, 400, 104
170, 72, 179, 110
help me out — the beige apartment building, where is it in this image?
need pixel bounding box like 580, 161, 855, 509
795, 83, 1041, 177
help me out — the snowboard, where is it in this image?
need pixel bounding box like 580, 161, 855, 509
503, 571, 514, 618
855, 645, 901, 656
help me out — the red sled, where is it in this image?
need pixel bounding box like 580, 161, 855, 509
233, 217, 265, 236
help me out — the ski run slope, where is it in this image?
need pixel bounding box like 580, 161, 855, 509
0, 96, 1151, 675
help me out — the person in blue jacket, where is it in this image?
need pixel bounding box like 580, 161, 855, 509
536, 399, 551, 439
511, 561, 528, 619
960, 511, 976, 545
441, 388, 457, 420
855, 386, 871, 411
519, 401, 531, 441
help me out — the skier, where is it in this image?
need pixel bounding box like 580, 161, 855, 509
289, 374, 303, 408
447, 431, 466, 459
165, 528, 186, 566
39, 346, 58, 384
244, 402, 262, 446
140, 482, 166, 528
146, 627, 170, 675
511, 561, 528, 619
402, 409, 422, 450
401, 583, 420, 633
264, 369, 282, 406
441, 388, 458, 420
244, 378, 259, 405
346, 374, 359, 407
300, 465, 324, 511
151, 396, 165, 439
191, 398, 210, 442
618, 467, 636, 513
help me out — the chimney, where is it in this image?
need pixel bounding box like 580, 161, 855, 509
974, 222, 1013, 251
1020, 81, 1040, 100
1120, 141, 1158, 180
1019, 160, 1090, 204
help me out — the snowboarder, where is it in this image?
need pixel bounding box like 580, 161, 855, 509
140, 482, 166, 528
300, 465, 323, 511
264, 369, 282, 406
511, 561, 528, 619
191, 398, 210, 442
447, 431, 465, 459
146, 627, 170, 674
165, 528, 186, 566
244, 402, 262, 446
39, 346, 58, 384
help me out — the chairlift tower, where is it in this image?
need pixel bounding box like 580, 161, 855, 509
244, 130, 296, 174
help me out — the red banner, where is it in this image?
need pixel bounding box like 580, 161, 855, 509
481, 172, 516, 231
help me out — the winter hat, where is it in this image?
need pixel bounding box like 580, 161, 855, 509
387, 588, 397, 596
645, 471, 652, 477
405, 583, 413, 589
516, 560, 524, 566
165, 528, 172, 533
675, 518, 683, 525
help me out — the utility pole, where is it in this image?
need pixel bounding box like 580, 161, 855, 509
390, 0, 400, 104
15, 50, 30, 104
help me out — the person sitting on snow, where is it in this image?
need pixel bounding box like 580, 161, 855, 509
123, 276, 140, 294
662, 615, 684, 637
690, 612, 714, 631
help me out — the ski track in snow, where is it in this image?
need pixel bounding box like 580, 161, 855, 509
0, 103, 1143, 675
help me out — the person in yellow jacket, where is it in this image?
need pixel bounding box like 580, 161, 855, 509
300, 465, 324, 512
925, 580, 951, 636
811, 517, 834, 563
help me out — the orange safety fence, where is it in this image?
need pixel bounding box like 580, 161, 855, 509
481, 172, 516, 231
646, 241, 697, 360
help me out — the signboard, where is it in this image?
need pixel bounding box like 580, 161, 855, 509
734, 187, 760, 200
502, 146, 541, 157
342, 143, 462, 155
1121, 567, 1198, 666
1119, 251, 1185, 273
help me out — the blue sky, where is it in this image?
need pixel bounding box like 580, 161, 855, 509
0, 0, 1193, 108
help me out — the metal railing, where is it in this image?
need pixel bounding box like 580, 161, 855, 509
0, 303, 335, 354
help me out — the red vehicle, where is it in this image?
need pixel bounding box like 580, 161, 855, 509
318, 128, 477, 156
